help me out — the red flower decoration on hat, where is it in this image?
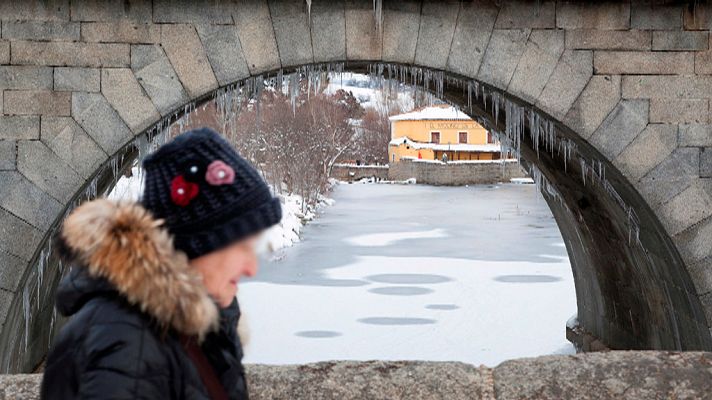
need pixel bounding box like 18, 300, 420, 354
205, 160, 235, 186
171, 175, 199, 206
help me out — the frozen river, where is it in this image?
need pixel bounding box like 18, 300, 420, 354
239, 182, 577, 366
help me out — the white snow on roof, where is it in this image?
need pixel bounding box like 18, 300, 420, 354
388, 105, 472, 121
389, 136, 501, 152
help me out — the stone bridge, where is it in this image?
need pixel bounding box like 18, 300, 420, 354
0, 0, 711, 374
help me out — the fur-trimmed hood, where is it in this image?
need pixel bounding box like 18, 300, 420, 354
56, 199, 219, 339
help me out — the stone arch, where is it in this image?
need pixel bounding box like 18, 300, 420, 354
1, 0, 711, 372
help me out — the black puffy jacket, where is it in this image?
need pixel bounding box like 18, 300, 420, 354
40, 199, 248, 400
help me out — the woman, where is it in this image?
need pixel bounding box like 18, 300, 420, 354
40, 128, 282, 399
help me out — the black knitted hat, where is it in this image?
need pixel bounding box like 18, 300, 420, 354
141, 127, 282, 259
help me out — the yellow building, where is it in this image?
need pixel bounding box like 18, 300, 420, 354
388, 105, 503, 163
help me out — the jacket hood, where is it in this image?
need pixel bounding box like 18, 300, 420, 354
56, 199, 219, 339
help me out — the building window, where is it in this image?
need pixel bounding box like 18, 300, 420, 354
431, 131, 440, 143
458, 132, 467, 143
487, 132, 494, 144
392, 153, 395, 162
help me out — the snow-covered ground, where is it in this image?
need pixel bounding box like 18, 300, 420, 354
325, 72, 414, 113
240, 183, 577, 367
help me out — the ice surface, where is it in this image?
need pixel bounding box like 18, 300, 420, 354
346, 228, 448, 247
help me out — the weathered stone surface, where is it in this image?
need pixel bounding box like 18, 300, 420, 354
594, 51, 694, 75
234, 1, 281, 74
653, 31, 709, 51
269, 1, 313, 68
495, 0, 555, 29
41, 116, 107, 179
623, 75, 712, 99
507, 29, 565, 104
0, 207, 43, 261
613, 124, 677, 182
659, 179, 712, 237
565, 30, 651, 50
1, 21, 79, 41
536, 49, 592, 120
3, 90, 71, 116
101, 68, 160, 133
382, 5, 420, 64
556, 2, 630, 30
0, 0, 69, 21
651, 99, 709, 124
11, 41, 130, 68
446, 1, 498, 78
71, 92, 133, 154
195, 25, 250, 86
0, 66, 53, 90
477, 29, 530, 89
0, 40, 8, 64
684, 4, 712, 30
309, 1, 345, 63
131, 45, 189, 117
632, 4, 683, 30
0, 171, 62, 231
0, 250, 24, 292
589, 99, 649, 160
70, 0, 151, 22
413, 1, 459, 70
160, 24, 218, 99
53, 67, 100, 92
697, 49, 712, 74
152, 0, 232, 24
680, 124, 712, 147
0, 116, 39, 140
345, 7, 382, 61
563, 75, 620, 139
702, 148, 712, 178
0, 140, 15, 170
16, 140, 82, 202
675, 216, 712, 268
80, 22, 160, 44
638, 148, 701, 209
686, 257, 712, 296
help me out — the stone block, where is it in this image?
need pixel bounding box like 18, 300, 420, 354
696, 42, 712, 74
684, 4, 712, 30
72, 92, 133, 154
680, 124, 712, 147
637, 148, 701, 209
0, 66, 53, 90
650, 99, 709, 124
623, 75, 712, 99
0, 207, 43, 261
0, 117, 38, 140
345, 8, 382, 61
271, 13, 314, 68
17, 140, 82, 202
0, 40, 8, 64
0, 250, 24, 292
536, 49, 592, 121
53, 67, 100, 92
653, 31, 709, 51
413, 1, 459, 70
563, 75, 620, 139
0, 171, 62, 231
659, 179, 712, 237
556, 2, 630, 30
234, 1, 282, 74
310, 1, 346, 63
446, 1, 498, 78
594, 51, 694, 75
507, 29, 565, 104
41, 116, 107, 179
160, 24, 218, 99
131, 45, 189, 117
686, 257, 712, 296
1, 21, 79, 41
589, 99, 649, 160
477, 29, 530, 89
3, 90, 71, 116
195, 25, 250, 87
101, 68, 160, 133
702, 148, 712, 178
152, 0, 232, 24
382, 7, 419, 64
565, 30, 651, 51
0, 0, 69, 21
494, 0, 555, 29
81, 22, 160, 44
613, 124, 677, 181
631, 4, 683, 30
11, 41, 130, 68
70, 0, 151, 22
0, 140, 15, 170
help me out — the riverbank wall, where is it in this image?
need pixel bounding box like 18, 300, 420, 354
389, 158, 527, 185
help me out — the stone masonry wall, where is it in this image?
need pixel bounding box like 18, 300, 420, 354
330, 164, 389, 182
388, 159, 526, 185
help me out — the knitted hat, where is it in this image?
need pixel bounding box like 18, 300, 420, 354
141, 127, 282, 259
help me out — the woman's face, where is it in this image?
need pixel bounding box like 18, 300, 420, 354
190, 236, 259, 308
